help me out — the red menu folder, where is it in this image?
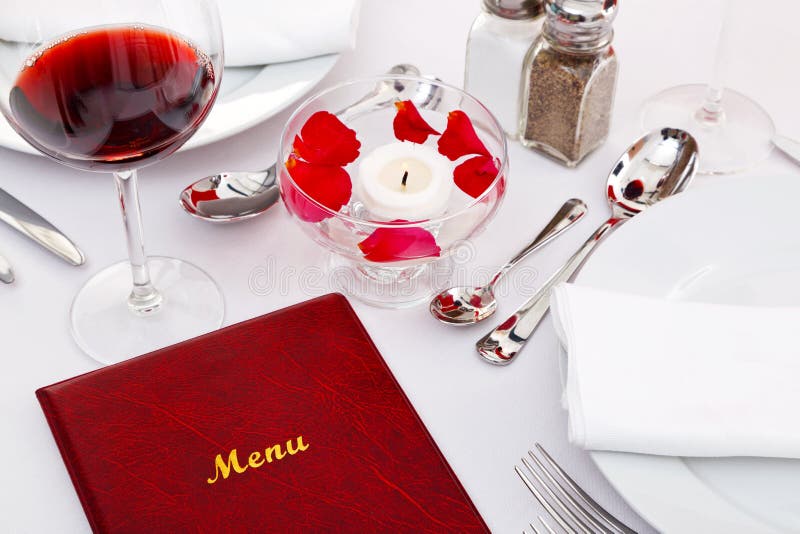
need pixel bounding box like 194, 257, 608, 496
37, 294, 488, 533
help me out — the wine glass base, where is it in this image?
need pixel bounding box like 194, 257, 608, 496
640, 83, 775, 175
327, 253, 454, 309
70, 256, 224, 365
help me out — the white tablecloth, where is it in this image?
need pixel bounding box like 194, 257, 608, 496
1, 1, 798, 532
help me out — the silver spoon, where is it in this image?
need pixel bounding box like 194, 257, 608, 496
179, 64, 442, 223
430, 198, 588, 325
477, 127, 699, 365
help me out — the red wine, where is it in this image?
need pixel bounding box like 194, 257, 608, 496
10, 26, 216, 171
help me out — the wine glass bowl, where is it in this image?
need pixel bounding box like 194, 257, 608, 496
6, 26, 220, 172
277, 76, 508, 308
0, 0, 225, 364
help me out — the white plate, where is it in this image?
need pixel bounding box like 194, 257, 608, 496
576, 175, 800, 533
0, 54, 339, 155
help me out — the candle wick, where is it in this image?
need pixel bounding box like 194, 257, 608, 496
401, 170, 409, 188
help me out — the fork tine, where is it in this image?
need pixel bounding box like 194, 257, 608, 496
515, 464, 578, 534
535, 444, 636, 534
530, 522, 542, 534
521, 456, 594, 534
539, 516, 557, 534
536, 443, 637, 534
528, 450, 612, 534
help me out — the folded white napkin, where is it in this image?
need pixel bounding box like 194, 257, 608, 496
220, 0, 360, 66
550, 283, 800, 458
0, 0, 360, 66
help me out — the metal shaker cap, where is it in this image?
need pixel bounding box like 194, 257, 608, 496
544, 0, 617, 51
482, 0, 545, 20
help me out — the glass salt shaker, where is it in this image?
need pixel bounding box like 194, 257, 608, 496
520, 0, 618, 167
465, 0, 545, 137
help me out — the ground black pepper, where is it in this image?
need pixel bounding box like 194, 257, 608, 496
519, 0, 619, 167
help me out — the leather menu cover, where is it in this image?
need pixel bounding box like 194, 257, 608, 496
37, 294, 488, 533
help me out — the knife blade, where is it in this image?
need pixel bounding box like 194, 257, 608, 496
0, 187, 85, 266
0, 251, 13, 283
773, 135, 800, 165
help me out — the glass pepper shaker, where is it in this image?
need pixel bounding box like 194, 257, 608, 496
465, 0, 545, 137
520, 0, 618, 167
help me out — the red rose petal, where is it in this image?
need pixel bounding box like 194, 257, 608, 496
283, 155, 352, 222
497, 314, 517, 331
469, 294, 484, 308
437, 110, 490, 161
433, 292, 458, 312
190, 188, 218, 205
292, 111, 361, 166
393, 100, 440, 144
453, 155, 499, 198
358, 225, 441, 263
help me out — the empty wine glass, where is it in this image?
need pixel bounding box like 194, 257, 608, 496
0, 0, 225, 364
639, 0, 774, 174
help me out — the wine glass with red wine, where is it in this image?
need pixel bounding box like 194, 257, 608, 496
0, 1, 224, 364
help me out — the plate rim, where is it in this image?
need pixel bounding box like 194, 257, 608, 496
577, 175, 796, 534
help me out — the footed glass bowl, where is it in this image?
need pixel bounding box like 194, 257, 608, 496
278, 76, 507, 308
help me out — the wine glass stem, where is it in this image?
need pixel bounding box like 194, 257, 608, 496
697, 0, 731, 125
114, 169, 163, 315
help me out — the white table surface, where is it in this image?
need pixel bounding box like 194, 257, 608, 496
2, 1, 799, 532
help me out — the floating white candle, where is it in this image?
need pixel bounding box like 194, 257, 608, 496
356, 143, 453, 221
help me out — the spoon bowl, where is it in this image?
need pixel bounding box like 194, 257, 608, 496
606, 127, 699, 218
432, 286, 498, 325
179, 64, 445, 223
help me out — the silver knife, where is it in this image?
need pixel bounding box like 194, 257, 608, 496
0, 187, 85, 266
773, 135, 800, 165
0, 251, 13, 283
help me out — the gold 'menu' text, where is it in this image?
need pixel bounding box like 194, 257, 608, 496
207, 435, 309, 484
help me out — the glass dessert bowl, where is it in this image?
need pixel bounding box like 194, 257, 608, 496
277, 76, 508, 308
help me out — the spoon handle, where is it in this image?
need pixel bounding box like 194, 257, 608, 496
489, 199, 587, 288
476, 216, 625, 365
0, 251, 14, 284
